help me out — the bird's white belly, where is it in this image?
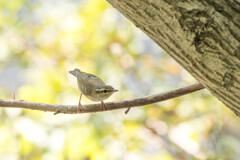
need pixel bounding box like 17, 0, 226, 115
85, 95, 105, 102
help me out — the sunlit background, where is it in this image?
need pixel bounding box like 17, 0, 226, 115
0, 0, 240, 160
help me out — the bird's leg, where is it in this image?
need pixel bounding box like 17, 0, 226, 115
101, 101, 106, 111
78, 93, 83, 113
12, 92, 15, 100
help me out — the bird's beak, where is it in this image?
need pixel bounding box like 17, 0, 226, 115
69, 70, 76, 76
113, 89, 118, 92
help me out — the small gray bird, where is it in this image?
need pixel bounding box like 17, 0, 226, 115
69, 68, 118, 112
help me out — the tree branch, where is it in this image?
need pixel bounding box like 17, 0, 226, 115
0, 83, 204, 114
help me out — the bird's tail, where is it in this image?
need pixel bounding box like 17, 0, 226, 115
69, 68, 81, 77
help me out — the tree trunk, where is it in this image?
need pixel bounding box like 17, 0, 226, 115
106, 0, 240, 116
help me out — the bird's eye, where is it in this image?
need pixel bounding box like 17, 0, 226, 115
103, 90, 107, 93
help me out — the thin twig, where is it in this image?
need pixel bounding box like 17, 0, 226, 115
0, 83, 205, 114
145, 125, 195, 159
125, 107, 131, 114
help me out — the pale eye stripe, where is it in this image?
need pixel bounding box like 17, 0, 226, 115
95, 88, 111, 93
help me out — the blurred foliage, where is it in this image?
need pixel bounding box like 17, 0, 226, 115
0, 0, 240, 160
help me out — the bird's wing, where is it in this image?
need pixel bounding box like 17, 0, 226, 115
83, 72, 105, 86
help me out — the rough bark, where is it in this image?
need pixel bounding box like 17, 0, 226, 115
107, 0, 240, 116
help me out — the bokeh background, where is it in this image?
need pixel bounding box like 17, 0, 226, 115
0, 0, 240, 160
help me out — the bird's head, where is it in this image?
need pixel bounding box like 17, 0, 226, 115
94, 85, 118, 100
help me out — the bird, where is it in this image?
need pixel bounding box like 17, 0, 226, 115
69, 68, 118, 112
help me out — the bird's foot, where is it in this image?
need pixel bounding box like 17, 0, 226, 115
101, 101, 106, 111
77, 102, 83, 113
